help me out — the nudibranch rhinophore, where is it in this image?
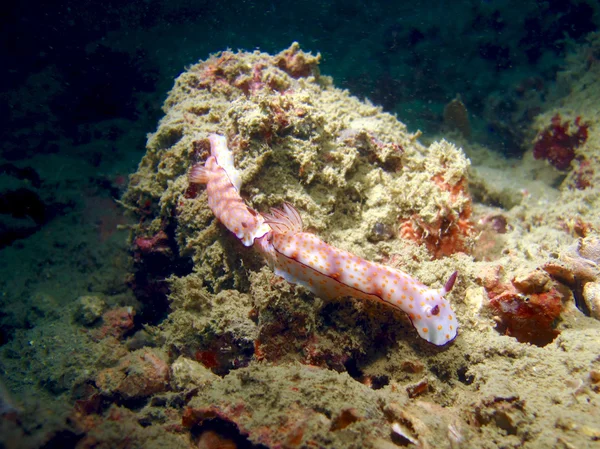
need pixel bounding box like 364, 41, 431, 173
189, 134, 459, 345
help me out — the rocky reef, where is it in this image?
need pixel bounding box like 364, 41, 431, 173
4, 43, 600, 449
117, 43, 600, 448
123, 42, 473, 369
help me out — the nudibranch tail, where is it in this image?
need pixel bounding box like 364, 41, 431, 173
189, 134, 269, 246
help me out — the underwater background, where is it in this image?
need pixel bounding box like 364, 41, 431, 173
2, 0, 600, 448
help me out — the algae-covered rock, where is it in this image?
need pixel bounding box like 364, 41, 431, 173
73, 295, 106, 326
112, 43, 600, 449
170, 356, 219, 390
122, 43, 472, 371
123, 42, 471, 281
183, 362, 462, 449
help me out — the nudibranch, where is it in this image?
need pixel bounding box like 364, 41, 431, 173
260, 203, 458, 345
190, 134, 459, 345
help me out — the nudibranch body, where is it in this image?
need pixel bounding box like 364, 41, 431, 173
190, 134, 458, 345
189, 134, 269, 246
261, 203, 458, 345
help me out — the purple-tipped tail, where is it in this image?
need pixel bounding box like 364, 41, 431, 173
443, 271, 458, 294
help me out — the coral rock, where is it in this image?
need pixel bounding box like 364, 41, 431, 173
273, 41, 321, 79
92, 306, 135, 340
96, 348, 170, 400
482, 266, 564, 346
171, 356, 219, 390
73, 295, 106, 326
533, 114, 589, 171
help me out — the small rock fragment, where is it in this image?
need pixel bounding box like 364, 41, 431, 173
96, 348, 170, 400
583, 282, 600, 320
368, 222, 394, 242
512, 269, 553, 295
443, 94, 471, 139
171, 356, 219, 390
406, 378, 429, 399
92, 306, 135, 340
330, 408, 362, 431
73, 295, 106, 326
484, 267, 564, 346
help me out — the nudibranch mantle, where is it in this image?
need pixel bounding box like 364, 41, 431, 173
190, 134, 458, 345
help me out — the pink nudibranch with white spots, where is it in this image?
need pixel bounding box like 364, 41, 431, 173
189, 134, 458, 345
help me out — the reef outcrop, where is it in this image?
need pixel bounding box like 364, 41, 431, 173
107, 43, 600, 448
123, 42, 471, 370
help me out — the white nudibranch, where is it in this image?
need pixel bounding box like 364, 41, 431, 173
190, 134, 459, 345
